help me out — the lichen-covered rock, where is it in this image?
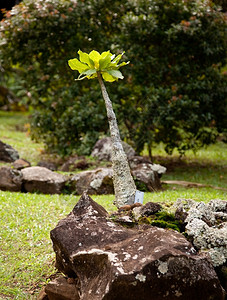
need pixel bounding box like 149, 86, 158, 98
0, 166, 22, 192
173, 198, 227, 267
69, 168, 114, 195
91, 137, 136, 161
0, 140, 19, 162
129, 156, 166, 177
50, 192, 225, 300
69, 166, 163, 196
21, 166, 67, 194
132, 163, 162, 192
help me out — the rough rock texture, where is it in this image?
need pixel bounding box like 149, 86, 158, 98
91, 137, 136, 161
0, 140, 19, 162
173, 199, 227, 267
0, 166, 22, 192
50, 193, 225, 300
70, 168, 114, 195
129, 156, 166, 177
21, 166, 67, 194
45, 276, 80, 300
132, 164, 162, 191
69, 166, 163, 196
12, 158, 31, 170
133, 202, 162, 221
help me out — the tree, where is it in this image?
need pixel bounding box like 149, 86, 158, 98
117, 0, 227, 155
68, 50, 136, 207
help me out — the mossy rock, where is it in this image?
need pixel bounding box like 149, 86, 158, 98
138, 210, 183, 232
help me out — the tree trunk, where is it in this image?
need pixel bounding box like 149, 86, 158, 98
97, 72, 136, 207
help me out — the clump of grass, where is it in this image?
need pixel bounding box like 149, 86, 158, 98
0, 191, 78, 298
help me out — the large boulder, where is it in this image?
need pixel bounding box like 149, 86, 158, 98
173, 199, 227, 267
91, 137, 136, 161
0, 140, 19, 162
0, 166, 22, 192
50, 193, 225, 300
70, 168, 114, 195
21, 166, 67, 194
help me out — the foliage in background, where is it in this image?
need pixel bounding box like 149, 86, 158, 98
0, 0, 226, 157
118, 0, 227, 155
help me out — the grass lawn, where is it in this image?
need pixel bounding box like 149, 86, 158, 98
0, 111, 226, 299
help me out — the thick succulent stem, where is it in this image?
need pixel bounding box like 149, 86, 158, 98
97, 72, 136, 207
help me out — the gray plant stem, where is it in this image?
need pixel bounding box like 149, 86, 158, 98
97, 72, 136, 207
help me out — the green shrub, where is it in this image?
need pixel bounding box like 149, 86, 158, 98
0, 0, 226, 156
117, 0, 227, 154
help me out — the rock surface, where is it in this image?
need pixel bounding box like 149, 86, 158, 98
45, 276, 80, 300
131, 163, 162, 191
69, 166, 163, 196
91, 137, 136, 161
70, 168, 114, 195
21, 166, 67, 194
129, 156, 166, 177
50, 193, 225, 300
0, 140, 19, 162
173, 199, 227, 267
0, 166, 22, 192
12, 158, 31, 170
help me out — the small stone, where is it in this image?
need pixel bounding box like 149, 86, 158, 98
13, 158, 31, 170
119, 205, 131, 211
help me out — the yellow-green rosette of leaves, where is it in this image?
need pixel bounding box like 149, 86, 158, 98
68, 50, 129, 82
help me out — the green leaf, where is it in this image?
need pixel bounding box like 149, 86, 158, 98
117, 61, 130, 68
76, 69, 97, 81
101, 51, 111, 59
89, 50, 101, 63
99, 54, 112, 70
78, 50, 94, 68
106, 69, 124, 79
68, 58, 89, 73
102, 71, 117, 82
112, 52, 125, 64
